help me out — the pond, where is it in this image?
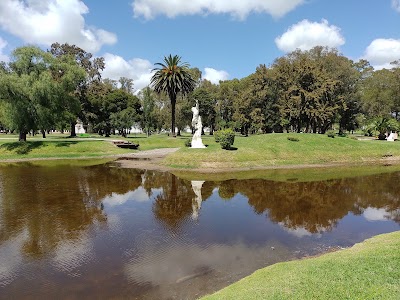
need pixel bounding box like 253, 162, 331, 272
0, 162, 399, 299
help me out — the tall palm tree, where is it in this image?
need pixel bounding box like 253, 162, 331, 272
151, 54, 196, 137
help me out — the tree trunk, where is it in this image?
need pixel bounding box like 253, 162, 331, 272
19, 131, 27, 142
171, 97, 176, 137
41, 130, 46, 138
177, 128, 181, 136
70, 121, 77, 137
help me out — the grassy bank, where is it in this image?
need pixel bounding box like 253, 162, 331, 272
0, 139, 132, 160
164, 133, 400, 169
0, 133, 185, 159
202, 231, 400, 300
2, 133, 400, 170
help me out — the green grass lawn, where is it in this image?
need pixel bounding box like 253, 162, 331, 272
0, 139, 132, 159
201, 231, 400, 300
0, 132, 186, 159
164, 133, 400, 169
2, 133, 400, 171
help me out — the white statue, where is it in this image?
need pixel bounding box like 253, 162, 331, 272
191, 180, 205, 220
387, 131, 395, 142
191, 100, 206, 148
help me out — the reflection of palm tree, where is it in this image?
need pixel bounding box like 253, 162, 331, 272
151, 173, 195, 231
151, 55, 196, 137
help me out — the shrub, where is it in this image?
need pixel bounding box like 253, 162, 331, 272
287, 136, 299, 142
184, 139, 191, 147
326, 130, 335, 138
215, 129, 235, 149
214, 131, 221, 143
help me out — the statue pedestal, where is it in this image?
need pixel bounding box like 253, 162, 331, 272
191, 134, 206, 148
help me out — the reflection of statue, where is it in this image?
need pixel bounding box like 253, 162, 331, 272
191, 100, 206, 148
191, 181, 205, 220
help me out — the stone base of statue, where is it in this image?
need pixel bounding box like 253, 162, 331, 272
191, 131, 206, 148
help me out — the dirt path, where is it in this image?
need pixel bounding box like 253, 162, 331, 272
112, 148, 180, 171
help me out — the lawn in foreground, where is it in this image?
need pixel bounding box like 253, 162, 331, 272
201, 231, 400, 300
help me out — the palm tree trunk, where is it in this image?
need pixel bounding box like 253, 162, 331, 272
171, 97, 176, 137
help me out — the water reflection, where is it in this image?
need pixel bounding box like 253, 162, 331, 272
0, 163, 399, 299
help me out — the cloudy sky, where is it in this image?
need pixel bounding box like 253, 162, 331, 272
0, 0, 399, 90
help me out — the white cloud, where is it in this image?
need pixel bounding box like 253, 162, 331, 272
0, 0, 117, 53
102, 187, 162, 207
363, 207, 390, 221
102, 54, 230, 90
203, 67, 229, 84
0, 37, 9, 62
275, 19, 345, 53
51, 234, 94, 274
363, 38, 400, 69
392, 0, 400, 12
132, 0, 305, 20
102, 53, 154, 91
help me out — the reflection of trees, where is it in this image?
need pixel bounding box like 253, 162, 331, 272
0, 164, 142, 258
349, 172, 400, 223
215, 173, 400, 233
143, 171, 195, 231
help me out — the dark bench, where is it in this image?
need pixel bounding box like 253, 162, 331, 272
112, 140, 139, 149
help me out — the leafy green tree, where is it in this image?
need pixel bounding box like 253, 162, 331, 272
271, 47, 352, 133
361, 69, 395, 118
0, 46, 85, 141
139, 87, 156, 136
50, 43, 105, 137
216, 79, 240, 130
91, 87, 141, 137
119, 77, 134, 94
249, 65, 282, 133
189, 87, 217, 134
150, 55, 196, 137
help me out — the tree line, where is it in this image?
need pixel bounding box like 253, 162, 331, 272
1, 44, 399, 141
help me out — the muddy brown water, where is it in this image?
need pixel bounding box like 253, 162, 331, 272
0, 162, 399, 299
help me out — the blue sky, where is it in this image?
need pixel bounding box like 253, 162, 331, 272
0, 0, 399, 90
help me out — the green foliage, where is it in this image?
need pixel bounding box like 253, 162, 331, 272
184, 139, 191, 147
287, 136, 299, 142
363, 123, 375, 136
0, 45, 86, 141
215, 129, 235, 150
214, 130, 222, 143
326, 130, 335, 138
366, 117, 400, 140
